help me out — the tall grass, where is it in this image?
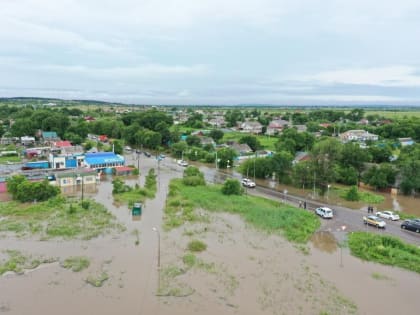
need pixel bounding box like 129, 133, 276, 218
165, 179, 320, 243
348, 232, 420, 273
0, 197, 124, 240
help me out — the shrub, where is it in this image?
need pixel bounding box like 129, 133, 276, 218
182, 166, 205, 186
62, 256, 90, 272
221, 179, 242, 195
80, 200, 90, 210
187, 240, 207, 252
345, 186, 360, 201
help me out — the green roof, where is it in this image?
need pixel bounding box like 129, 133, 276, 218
42, 131, 58, 139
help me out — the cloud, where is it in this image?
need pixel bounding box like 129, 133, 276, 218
300, 66, 420, 87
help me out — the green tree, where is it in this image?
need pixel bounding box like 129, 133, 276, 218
186, 135, 201, 147
272, 151, 293, 183
221, 179, 242, 195
171, 141, 188, 159
209, 129, 224, 143
239, 135, 260, 152
216, 148, 237, 169
340, 142, 370, 186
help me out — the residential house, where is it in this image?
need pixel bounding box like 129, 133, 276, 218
54, 169, 97, 188
208, 117, 226, 128
42, 131, 60, 144
21, 136, 35, 146
399, 137, 414, 147
199, 136, 215, 147
239, 121, 263, 134
227, 141, 253, 155
294, 125, 308, 133
293, 151, 311, 164
266, 119, 289, 135
339, 130, 379, 143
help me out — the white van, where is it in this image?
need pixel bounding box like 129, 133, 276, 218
315, 207, 334, 219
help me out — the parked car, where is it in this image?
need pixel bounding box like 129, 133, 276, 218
241, 178, 256, 188
124, 146, 132, 152
315, 207, 334, 219
401, 219, 420, 233
177, 160, 188, 167
363, 215, 386, 228
159, 154, 166, 159
375, 211, 400, 221
144, 151, 151, 157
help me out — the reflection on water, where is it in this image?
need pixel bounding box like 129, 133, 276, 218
60, 184, 98, 196
311, 231, 337, 253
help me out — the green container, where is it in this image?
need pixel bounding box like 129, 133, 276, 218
132, 202, 142, 216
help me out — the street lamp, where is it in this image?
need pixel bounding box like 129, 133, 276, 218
339, 225, 346, 267
152, 227, 160, 268
313, 171, 316, 199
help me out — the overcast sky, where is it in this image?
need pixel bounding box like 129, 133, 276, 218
1, 0, 420, 105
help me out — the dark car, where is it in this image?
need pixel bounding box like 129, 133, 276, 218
401, 219, 420, 233
144, 151, 151, 157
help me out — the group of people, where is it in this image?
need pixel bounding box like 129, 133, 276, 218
367, 205, 374, 213
298, 200, 307, 209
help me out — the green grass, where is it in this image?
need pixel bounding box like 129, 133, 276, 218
336, 187, 384, 204
61, 256, 90, 272
113, 169, 157, 206
165, 179, 320, 243
371, 272, 392, 281
85, 272, 109, 287
187, 240, 207, 252
0, 250, 56, 275
348, 232, 420, 273
0, 197, 124, 240
222, 131, 278, 151
0, 156, 22, 164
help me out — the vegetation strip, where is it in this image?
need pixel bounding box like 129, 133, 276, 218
348, 232, 420, 273
165, 178, 320, 243
0, 197, 124, 240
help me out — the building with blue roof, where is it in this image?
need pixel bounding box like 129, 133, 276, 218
84, 152, 125, 170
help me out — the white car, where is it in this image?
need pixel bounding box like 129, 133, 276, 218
241, 178, 256, 188
177, 160, 188, 167
375, 211, 400, 221
315, 207, 334, 219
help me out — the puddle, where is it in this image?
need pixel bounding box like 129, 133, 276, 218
311, 231, 338, 253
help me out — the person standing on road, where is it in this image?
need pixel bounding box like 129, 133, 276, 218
303, 201, 307, 210
299, 201, 302, 208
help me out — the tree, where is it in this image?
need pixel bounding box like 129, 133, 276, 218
225, 109, 244, 127
186, 135, 201, 147
340, 142, 370, 186
221, 179, 242, 195
240, 157, 273, 179
171, 141, 188, 159
368, 145, 392, 163
111, 140, 124, 154
363, 164, 396, 190
209, 129, 224, 143
7, 176, 59, 202
345, 186, 360, 201
239, 135, 260, 152
271, 151, 293, 183
216, 148, 237, 169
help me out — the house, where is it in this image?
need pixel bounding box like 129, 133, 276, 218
54, 169, 97, 188
294, 125, 307, 133
84, 152, 125, 170
53, 141, 72, 148
293, 151, 311, 164
339, 130, 379, 143
266, 119, 289, 135
359, 118, 369, 125
114, 166, 135, 176
48, 152, 84, 169
207, 117, 226, 128
84, 116, 95, 122
319, 123, 331, 129
239, 121, 263, 134
227, 141, 253, 155
399, 137, 414, 147
42, 131, 60, 143
199, 136, 215, 147
98, 135, 108, 142
21, 136, 35, 146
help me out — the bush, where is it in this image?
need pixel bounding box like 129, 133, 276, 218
80, 200, 90, 210
221, 179, 242, 195
182, 166, 205, 186
345, 186, 360, 201
7, 176, 60, 202
187, 240, 207, 252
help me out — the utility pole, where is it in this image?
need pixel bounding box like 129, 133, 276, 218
313, 171, 316, 198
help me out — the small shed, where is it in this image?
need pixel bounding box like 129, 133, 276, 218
132, 203, 142, 216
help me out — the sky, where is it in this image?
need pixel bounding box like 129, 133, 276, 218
1, 0, 420, 105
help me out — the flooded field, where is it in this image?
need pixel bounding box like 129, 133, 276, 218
1, 156, 419, 314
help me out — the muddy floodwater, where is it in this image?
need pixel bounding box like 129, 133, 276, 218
1, 156, 420, 314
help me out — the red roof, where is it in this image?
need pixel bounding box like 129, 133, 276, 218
115, 166, 134, 173
0, 182, 6, 193
54, 141, 72, 147
98, 135, 108, 141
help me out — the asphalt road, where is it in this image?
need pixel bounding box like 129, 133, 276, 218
158, 157, 420, 246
